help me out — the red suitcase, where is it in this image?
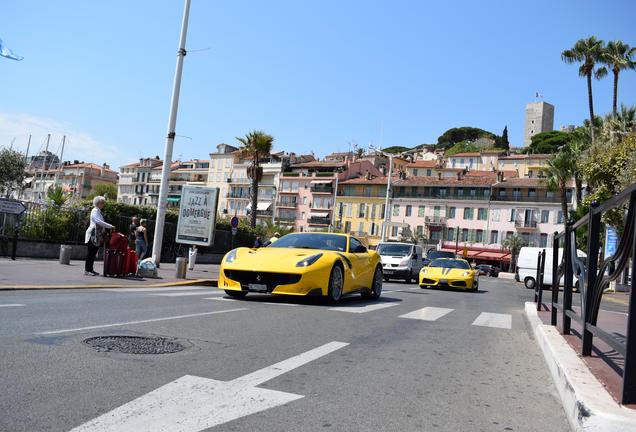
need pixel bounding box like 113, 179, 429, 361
124, 248, 138, 276
108, 232, 129, 253
103, 249, 126, 277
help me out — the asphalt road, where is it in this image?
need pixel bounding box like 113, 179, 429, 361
0, 278, 570, 432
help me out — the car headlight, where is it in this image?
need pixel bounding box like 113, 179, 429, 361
420, 268, 427, 274
296, 253, 323, 267
225, 249, 238, 263
399, 257, 410, 266
462, 271, 471, 277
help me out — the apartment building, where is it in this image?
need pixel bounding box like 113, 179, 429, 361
147, 160, 209, 207
446, 150, 507, 172
497, 154, 551, 178
207, 144, 238, 216
118, 157, 163, 205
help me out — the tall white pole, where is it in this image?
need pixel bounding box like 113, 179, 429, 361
151, 0, 191, 266
380, 153, 393, 242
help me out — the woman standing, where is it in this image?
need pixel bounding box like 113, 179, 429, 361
135, 219, 149, 259
84, 196, 114, 276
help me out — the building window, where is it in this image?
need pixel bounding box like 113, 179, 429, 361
490, 230, 498, 244
358, 222, 364, 232
541, 210, 549, 223
476, 230, 483, 243
413, 169, 418, 176
405, 205, 412, 217
491, 209, 500, 221
457, 188, 464, 197
509, 208, 516, 222
391, 226, 398, 237
557, 210, 564, 224
381, 204, 386, 219
358, 203, 366, 218
477, 208, 488, 220
416, 225, 423, 236
540, 233, 548, 248
426, 169, 432, 176
439, 187, 447, 197
301, 211, 305, 220
461, 228, 469, 241
546, 191, 555, 199
447, 228, 455, 241
302, 196, 307, 205
392, 204, 400, 216
370, 204, 376, 219
528, 188, 537, 198
505, 231, 514, 240
447, 207, 456, 219
346, 204, 352, 217
463, 208, 473, 220
470, 188, 476, 197
344, 221, 351, 233
418, 206, 425, 217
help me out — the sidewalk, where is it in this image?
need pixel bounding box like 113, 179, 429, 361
0, 257, 219, 289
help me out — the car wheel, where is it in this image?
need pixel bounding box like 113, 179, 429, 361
405, 272, 413, 284
524, 277, 536, 290
327, 263, 344, 303
369, 266, 383, 299
225, 290, 247, 298
472, 280, 479, 292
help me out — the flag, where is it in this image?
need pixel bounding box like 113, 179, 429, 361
0, 38, 24, 61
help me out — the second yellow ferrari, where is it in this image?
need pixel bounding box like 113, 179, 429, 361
419, 258, 479, 291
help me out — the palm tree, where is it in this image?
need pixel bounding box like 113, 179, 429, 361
545, 149, 574, 220
600, 41, 636, 115
569, 127, 593, 206
502, 235, 526, 273
562, 36, 606, 122
236, 130, 274, 228
46, 186, 68, 206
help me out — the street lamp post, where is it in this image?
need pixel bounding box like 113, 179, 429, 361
151, 0, 191, 266
369, 148, 393, 242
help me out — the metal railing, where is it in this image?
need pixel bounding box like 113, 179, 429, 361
515, 220, 538, 228
308, 216, 331, 225
547, 181, 636, 404
491, 194, 564, 203
425, 216, 446, 225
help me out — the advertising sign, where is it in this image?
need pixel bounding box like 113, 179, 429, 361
176, 186, 219, 246
604, 226, 619, 258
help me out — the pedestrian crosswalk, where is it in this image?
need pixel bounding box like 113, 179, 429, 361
99, 286, 515, 330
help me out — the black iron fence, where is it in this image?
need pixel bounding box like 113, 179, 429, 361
545, 181, 635, 404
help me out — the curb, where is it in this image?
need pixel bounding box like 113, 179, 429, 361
0, 279, 218, 291
524, 302, 636, 431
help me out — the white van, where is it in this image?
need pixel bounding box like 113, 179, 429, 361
517, 246, 587, 289
377, 242, 424, 283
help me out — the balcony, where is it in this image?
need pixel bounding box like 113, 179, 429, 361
308, 216, 331, 226
276, 201, 298, 208
227, 192, 250, 199
492, 193, 562, 203
279, 189, 299, 194
425, 216, 446, 225
310, 185, 334, 194
393, 193, 490, 201
515, 220, 538, 230
276, 216, 296, 223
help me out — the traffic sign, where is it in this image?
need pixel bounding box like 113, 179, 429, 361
0, 199, 26, 215
230, 216, 239, 229
231, 227, 238, 236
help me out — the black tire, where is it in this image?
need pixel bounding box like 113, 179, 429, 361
327, 263, 344, 303
472, 280, 479, 292
404, 272, 413, 284
524, 277, 536, 290
365, 266, 382, 299
225, 290, 247, 298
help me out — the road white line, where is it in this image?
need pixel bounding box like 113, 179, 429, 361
230, 341, 349, 387
151, 291, 223, 297
69, 341, 348, 432
35, 308, 247, 335
328, 303, 398, 314
400, 307, 454, 321
100, 286, 210, 293
204, 298, 298, 306
0, 304, 25, 307
471, 312, 512, 329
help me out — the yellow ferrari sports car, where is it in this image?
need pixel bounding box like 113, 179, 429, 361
218, 233, 383, 302
419, 258, 479, 291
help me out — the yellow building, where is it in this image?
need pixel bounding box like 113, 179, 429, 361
335, 176, 389, 246
497, 154, 551, 178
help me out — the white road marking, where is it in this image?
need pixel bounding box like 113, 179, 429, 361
204, 298, 298, 306
328, 303, 398, 314
69, 341, 349, 432
100, 286, 210, 293
399, 307, 454, 321
471, 312, 512, 329
151, 291, 223, 297
0, 304, 25, 307
34, 309, 247, 335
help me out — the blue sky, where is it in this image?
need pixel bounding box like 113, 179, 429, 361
1, 0, 635, 168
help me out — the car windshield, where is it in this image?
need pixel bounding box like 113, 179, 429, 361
268, 233, 347, 252
377, 244, 412, 256
426, 251, 456, 260
429, 259, 470, 269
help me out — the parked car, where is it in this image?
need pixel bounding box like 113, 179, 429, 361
376, 242, 424, 283
423, 250, 456, 266
517, 247, 586, 290
475, 264, 499, 277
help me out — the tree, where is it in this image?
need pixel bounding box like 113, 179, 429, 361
561, 36, 606, 123
382, 146, 410, 154
445, 141, 480, 156
523, 130, 572, 154
88, 183, 118, 200
568, 127, 593, 207
0, 148, 26, 197
236, 130, 274, 228
499, 126, 510, 150
502, 235, 526, 273
545, 149, 575, 219
436, 127, 497, 148
600, 41, 636, 115
46, 186, 68, 206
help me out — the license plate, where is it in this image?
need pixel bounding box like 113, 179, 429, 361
248, 283, 268, 292
440, 279, 448, 284
384, 270, 393, 274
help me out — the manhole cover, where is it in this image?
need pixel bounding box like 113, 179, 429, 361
83, 336, 186, 354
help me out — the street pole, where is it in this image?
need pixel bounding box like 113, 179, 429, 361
151, 0, 191, 266
330, 170, 340, 232
380, 153, 393, 242
454, 226, 459, 254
